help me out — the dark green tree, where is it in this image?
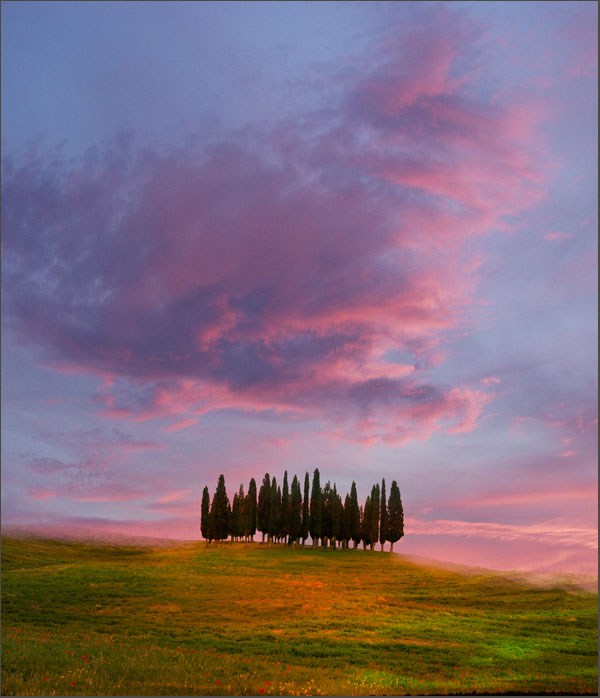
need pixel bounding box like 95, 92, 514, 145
342, 493, 352, 548
210, 474, 231, 542
309, 468, 322, 548
379, 478, 388, 551
280, 471, 290, 543
231, 484, 244, 541
201, 486, 211, 545
257, 473, 271, 543
321, 480, 334, 547
247, 477, 257, 540
387, 480, 404, 553
361, 499, 371, 550
289, 474, 302, 547
350, 481, 361, 549
332, 485, 343, 549
370, 484, 380, 551
301, 472, 310, 545
268, 477, 279, 545
241, 488, 253, 543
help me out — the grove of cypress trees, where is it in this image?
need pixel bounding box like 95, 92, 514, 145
350, 481, 361, 549
387, 480, 404, 553
201, 486, 211, 545
309, 468, 322, 548
289, 474, 302, 547
280, 471, 290, 544
379, 478, 388, 551
257, 473, 271, 543
370, 484, 380, 551
301, 472, 310, 545
210, 474, 231, 542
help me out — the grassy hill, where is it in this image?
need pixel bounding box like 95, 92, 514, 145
1, 536, 597, 695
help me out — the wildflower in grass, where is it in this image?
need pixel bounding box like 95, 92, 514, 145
44, 676, 48, 681
217, 680, 220, 685
71, 681, 76, 686
259, 689, 264, 694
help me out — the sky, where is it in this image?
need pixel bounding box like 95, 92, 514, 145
1, 1, 597, 574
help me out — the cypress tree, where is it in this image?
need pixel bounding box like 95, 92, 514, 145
276, 485, 282, 541
241, 490, 252, 543
387, 480, 404, 553
350, 481, 361, 549
342, 493, 352, 548
370, 484, 380, 551
379, 478, 388, 551
268, 477, 279, 545
231, 488, 241, 541
201, 486, 211, 545
309, 468, 322, 548
237, 483, 245, 540
210, 474, 231, 542
332, 485, 342, 549
280, 471, 290, 544
361, 498, 371, 550
248, 477, 257, 540
257, 473, 271, 543
321, 481, 333, 547
301, 472, 310, 545
289, 475, 302, 547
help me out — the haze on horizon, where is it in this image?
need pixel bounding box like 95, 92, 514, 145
1, 1, 597, 575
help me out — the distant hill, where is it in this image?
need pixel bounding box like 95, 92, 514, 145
2, 523, 596, 593
1, 524, 196, 548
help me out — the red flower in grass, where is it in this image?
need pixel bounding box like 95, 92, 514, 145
259, 690, 264, 694
44, 677, 48, 681
266, 681, 270, 686
71, 681, 76, 686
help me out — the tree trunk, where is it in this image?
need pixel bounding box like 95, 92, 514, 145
390, 541, 394, 554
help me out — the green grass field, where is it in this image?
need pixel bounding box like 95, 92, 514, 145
1, 536, 597, 696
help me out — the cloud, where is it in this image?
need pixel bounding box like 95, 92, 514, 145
153, 490, 192, 504
165, 417, 198, 433
1, 6, 548, 446
543, 232, 574, 241
456, 487, 597, 508
406, 517, 598, 550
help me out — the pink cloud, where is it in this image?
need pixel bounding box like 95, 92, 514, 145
2, 6, 550, 447
28, 490, 58, 501
406, 517, 598, 551
481, 376, 501, 385
543, 232, 574, 241
164, 417, 198, 433
153, 489, 192, 504
457, 487, 596, 508
561, 450, 578, 459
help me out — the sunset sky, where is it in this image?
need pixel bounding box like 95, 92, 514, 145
1, 1, 597, 573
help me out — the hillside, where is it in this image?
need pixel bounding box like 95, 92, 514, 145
1, 536, 597, 695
